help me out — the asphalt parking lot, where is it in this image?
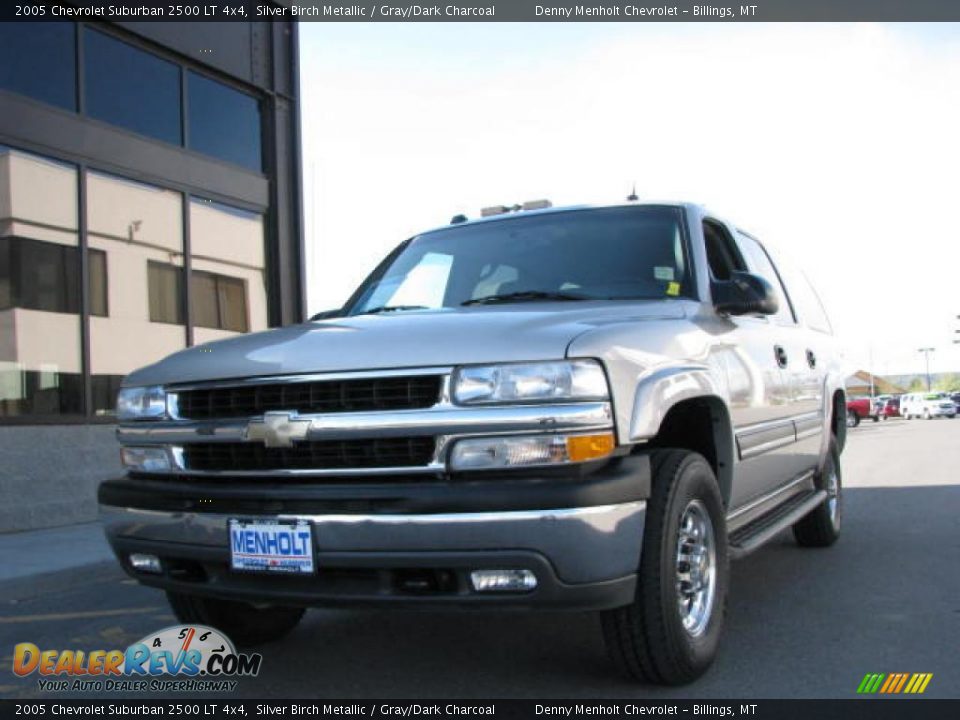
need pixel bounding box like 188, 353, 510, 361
2, 417, 958, 700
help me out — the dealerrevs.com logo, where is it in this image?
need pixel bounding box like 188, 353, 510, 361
12, 625, 262, 693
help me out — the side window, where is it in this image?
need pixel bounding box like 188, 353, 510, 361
734, 232, 795, 324
703, 220, 745, 281
780, 265, 832, 333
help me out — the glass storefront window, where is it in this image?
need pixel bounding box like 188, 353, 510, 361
189, 199, 266, 345
0, 147, 82, 417
187, 71, 262, 172
84, 29, 182, 146
0, 22, 76, 111
86, 171, 186, 416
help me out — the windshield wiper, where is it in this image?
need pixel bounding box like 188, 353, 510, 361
462, 290, 591, 306
355, 304, 430, 315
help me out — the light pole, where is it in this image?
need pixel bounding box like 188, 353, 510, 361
918, 347, 935, 391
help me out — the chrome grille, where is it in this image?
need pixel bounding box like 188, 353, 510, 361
183, 437, 437, 472
175, 375, 443, 420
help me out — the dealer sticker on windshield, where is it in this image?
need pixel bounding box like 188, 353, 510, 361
229, 518, 314, 574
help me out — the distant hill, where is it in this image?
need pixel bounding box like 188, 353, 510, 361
885, 373, 960, 392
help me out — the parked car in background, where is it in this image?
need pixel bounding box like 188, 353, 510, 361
951, 392, 960, 413
901, 392, 957, 420
846, 396, 877, 426
878, 396, 901, 419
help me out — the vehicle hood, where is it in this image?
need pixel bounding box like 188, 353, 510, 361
125, 301, 689, 387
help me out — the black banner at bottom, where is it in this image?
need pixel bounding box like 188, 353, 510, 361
0, 700, 956, 720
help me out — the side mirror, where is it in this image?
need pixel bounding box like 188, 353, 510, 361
712, 271, 779, 316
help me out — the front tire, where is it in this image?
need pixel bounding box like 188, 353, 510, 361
166, 592, 305, 647
793, 437, 842, 547
846, 411, 860, 428
601, 450, 729, 685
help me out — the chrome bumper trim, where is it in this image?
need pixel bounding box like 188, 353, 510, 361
102, 501, 646, 584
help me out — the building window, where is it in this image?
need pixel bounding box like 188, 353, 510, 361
84, 28, 182, 145
89, 249, 109, 317
189, 199, 266, 343
148, 262, 185, 325
187, 71, 262, 171
0, 237, 106, 317
192, 271, 248, 333
0, 22, 76, 111
0, 147, 82, 419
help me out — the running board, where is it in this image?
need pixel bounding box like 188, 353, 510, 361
728, 489, 827, 559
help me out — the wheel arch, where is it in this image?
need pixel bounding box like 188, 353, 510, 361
639, 395, 736, 510
830, 387, 847, 454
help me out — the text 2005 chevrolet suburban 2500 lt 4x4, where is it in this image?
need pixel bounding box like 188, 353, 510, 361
100, 201, 846, 685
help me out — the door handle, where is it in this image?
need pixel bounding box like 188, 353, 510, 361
774, 345, 788, 368
806, 349, 817, 369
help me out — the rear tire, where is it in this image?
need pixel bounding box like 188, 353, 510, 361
601, 450, 729, 685
846, 411, 860, 428
166, 592, 305, 647
793, 437, 842, 547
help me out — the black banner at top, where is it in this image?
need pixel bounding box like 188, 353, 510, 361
6, 0, 960, 22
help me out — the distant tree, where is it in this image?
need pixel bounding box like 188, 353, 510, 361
934, 373, 960, 392
907, 377, 925, 392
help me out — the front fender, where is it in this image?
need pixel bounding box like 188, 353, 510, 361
628, 365, 722, 442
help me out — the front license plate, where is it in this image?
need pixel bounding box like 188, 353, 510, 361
228, 519, 314, 574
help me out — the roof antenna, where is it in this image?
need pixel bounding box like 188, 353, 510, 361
626, 183, 638, 202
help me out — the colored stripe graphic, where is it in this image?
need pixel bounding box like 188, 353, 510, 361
857, 673, 885, 694
894, 673, 910, 693
858, 672, 933, 694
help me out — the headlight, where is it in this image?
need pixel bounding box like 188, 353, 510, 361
449, 432, 615, 470
452, 360, 608, 405
116, 386, 167, 421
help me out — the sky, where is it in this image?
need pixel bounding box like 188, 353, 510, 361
299, 22, 960, 377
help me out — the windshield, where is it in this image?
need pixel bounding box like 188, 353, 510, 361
345, 206, 690, 315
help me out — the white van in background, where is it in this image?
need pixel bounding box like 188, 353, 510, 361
901, 392, 957, 419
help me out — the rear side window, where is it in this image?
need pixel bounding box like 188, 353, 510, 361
733, 232, 795, 324
780, 266, 832, 333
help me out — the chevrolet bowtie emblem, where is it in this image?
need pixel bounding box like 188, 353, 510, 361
245, 411, 311, 448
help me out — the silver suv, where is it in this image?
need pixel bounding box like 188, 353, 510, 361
101, 201, 846, 685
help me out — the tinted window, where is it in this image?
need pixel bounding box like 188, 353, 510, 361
734, 232, 795, 324
703, 221, 746, 281
90, 374, 124, 417
84, 29, 181, 145
148, 262, 184, 324
192, 271, 249, 332
88, 248, 108, 317
0, 22, 76, 111
349, 207, 690, 313
0, 237, 103, 315
187, 71, 262, 171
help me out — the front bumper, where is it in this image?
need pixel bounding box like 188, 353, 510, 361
99, 456, 649, 610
